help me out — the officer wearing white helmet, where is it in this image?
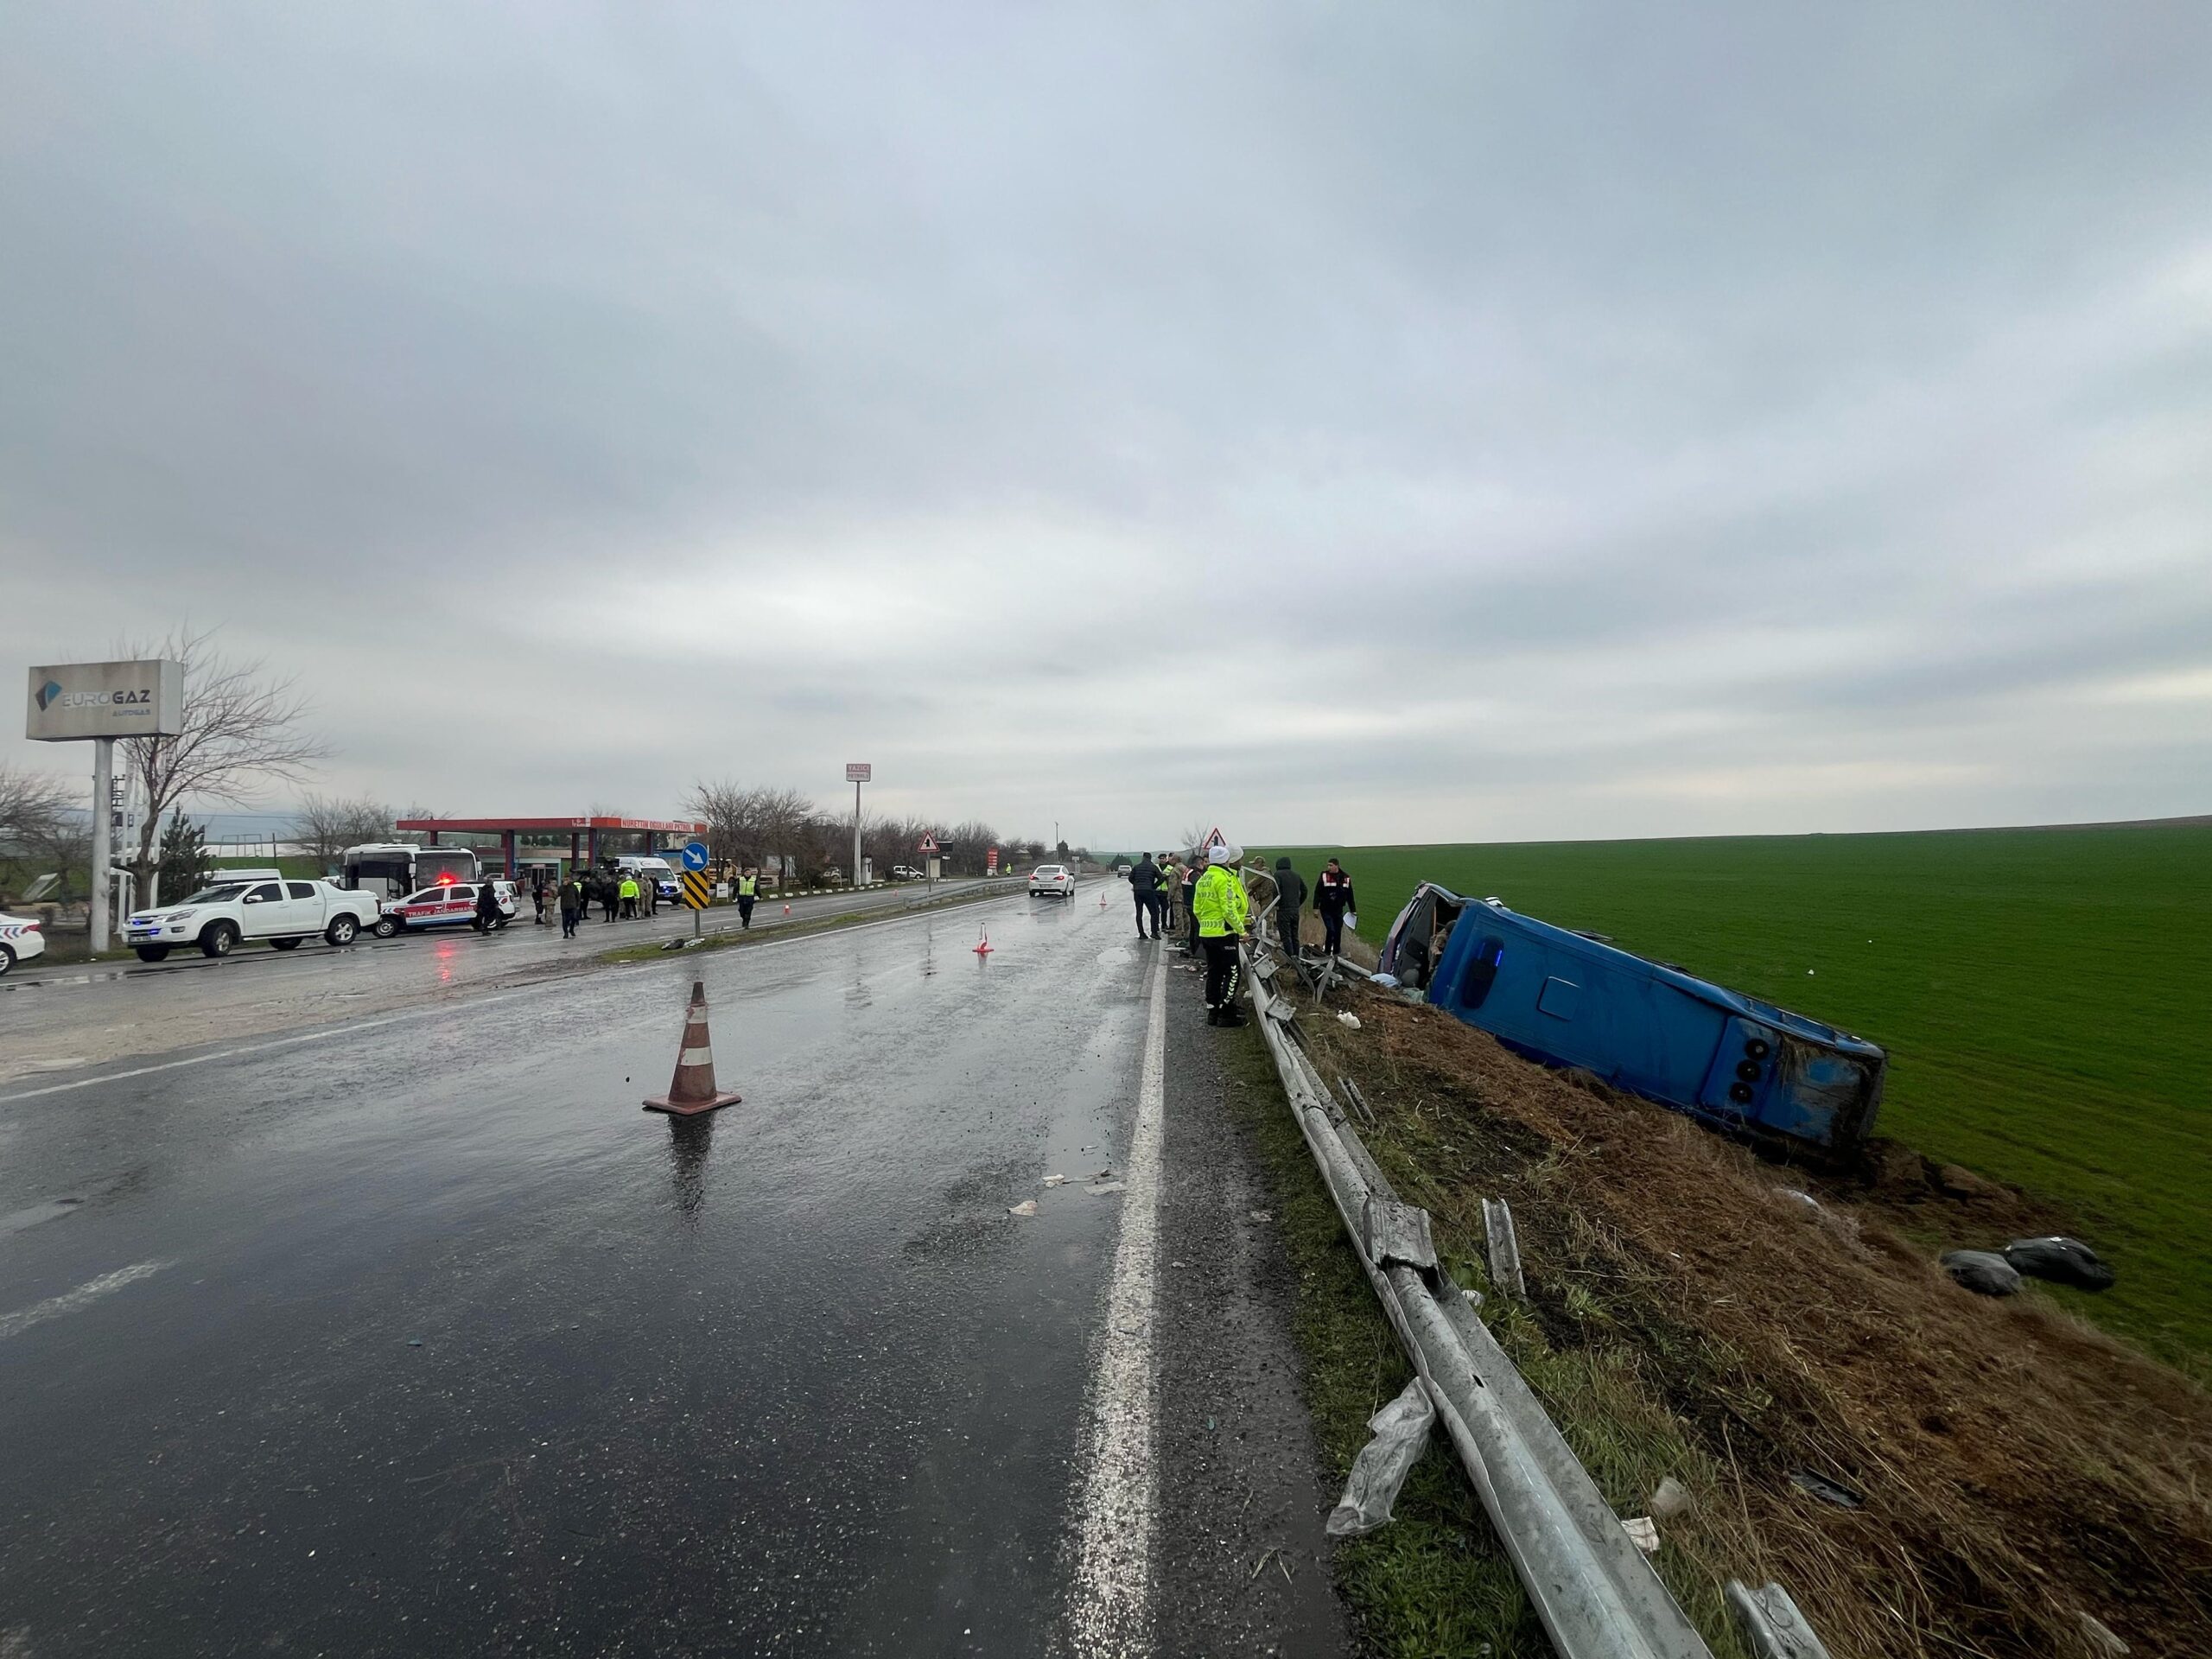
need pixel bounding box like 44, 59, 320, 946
1190, 843, 1251, 1027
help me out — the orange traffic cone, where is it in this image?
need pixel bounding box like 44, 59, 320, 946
974, 926, 993, 956
643, 979, 743, 1116
783, 903, 791, 917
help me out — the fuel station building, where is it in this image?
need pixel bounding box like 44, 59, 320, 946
394, 816, 708, 880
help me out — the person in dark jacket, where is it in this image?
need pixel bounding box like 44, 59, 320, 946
558, 874, 582, 938
599, 871, 619, 924
473, 879, 505, 933
1313, 857, 1355, 957
1128, 855, 1162, 939
1179, 857, 1202, 954
1273, 856, 1307, 956
531, 876, 550, 926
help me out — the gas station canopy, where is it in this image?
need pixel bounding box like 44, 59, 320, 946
393, 817, 709, 878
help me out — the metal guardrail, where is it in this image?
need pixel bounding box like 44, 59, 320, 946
1243, 937, 1716, 1659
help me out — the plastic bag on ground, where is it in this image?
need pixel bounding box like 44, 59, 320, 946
1325, 1378, 1434, 1538
2004, 1236, 2115, 1291
1941, 1249, 2021, 1297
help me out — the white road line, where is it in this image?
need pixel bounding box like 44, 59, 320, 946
0, 894, 1016, 1105
0, 1260, 172, 1340
1069, 949, 1168, 1656
0, 1017, 414, 1103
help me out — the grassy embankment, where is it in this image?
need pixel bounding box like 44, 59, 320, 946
1256, 824, 2212, 1367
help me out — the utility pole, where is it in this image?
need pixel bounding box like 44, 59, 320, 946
90, 737, 112, 953
847, 763, 871, 887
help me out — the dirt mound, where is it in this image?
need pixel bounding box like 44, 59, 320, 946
1308, 988, 2212, 1659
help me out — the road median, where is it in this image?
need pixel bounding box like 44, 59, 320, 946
593, 880, 1018, 965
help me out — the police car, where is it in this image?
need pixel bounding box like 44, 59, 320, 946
384, 879, 518, 932
0, 910, 45, 975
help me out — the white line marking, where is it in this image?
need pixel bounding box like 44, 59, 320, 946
1069, 949, 1167, 1655
0, 1018, 413, 1103
0, 1260, 172, 1339
0, 893, 1019, 1104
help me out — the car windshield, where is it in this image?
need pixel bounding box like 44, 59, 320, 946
1035, 866, 1065, 876
180, 884, 250, 905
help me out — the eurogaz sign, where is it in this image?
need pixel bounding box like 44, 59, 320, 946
26, 660, 185, 741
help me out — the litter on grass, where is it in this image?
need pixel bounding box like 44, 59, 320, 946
1324, 1377, 1433, 1538
1337, 1011, 1362, 1029
2004, 1236, 2115, 1291
1622, 1516, 1661, 1554
1942, 1249, 2022, 1297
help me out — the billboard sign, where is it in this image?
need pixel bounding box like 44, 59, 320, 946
27, 660, 184, 741
845, 762, 872, 783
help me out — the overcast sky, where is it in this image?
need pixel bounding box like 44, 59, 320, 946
4, 3, 2208, 849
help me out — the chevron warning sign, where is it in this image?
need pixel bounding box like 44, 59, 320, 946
680, 871, 712, 910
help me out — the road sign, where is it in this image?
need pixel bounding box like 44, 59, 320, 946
917, 835, 938, 854
681, 841, 709, 871
845, 762, 872, 783
680, 871, 712, 909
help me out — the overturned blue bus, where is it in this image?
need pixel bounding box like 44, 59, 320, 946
1377, 886, 1886, 1163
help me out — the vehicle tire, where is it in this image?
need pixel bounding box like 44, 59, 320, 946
0, 944, 14, 976
134, 945, 171, 963
271, 937, 302, 950
200, 922, 238, 959
326, 914, 359, 946
372, 916, 399, 938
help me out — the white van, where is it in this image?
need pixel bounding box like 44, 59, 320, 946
610, 855, 679, 901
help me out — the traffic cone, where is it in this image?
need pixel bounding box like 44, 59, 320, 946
783, 903, 791, 917
643, 979, 743, 1116
974, 926, 993, 956
1098, 891, 1107, 907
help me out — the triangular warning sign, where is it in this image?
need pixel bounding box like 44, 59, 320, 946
1201, 825, 1229, 853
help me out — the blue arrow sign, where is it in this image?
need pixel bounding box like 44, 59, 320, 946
682, 841, 710, 871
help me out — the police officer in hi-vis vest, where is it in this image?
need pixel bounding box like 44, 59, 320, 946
737, 868, 760, 930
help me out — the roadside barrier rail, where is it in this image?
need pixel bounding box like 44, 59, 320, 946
1242, 916, 1720, 1659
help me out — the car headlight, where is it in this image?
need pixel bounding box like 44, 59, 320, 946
165, 908, 198, 920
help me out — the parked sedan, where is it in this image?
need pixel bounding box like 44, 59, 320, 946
383, 880, 518, 932
0, 910, 45, 975
1027, 864, 1076, 899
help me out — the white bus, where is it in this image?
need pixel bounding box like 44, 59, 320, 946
340, 842, 481, 902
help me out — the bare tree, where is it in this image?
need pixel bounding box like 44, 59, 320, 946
292, 793, 395, 867
114, 627, 328, 893
682, 781, 821, 876
393, 804, 447, 844
0, 762, 74, 853
0, 763, 84, 900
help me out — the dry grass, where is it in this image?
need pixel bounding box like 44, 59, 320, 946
1291, 985, 2212, 1659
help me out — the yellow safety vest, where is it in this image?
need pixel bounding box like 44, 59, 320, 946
738, 875, 758, 896
1192, 865, 1249, 938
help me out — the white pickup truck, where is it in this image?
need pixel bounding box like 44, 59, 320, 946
124, 870, 383, 962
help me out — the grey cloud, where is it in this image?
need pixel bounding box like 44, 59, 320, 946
3, 3, 2209, 845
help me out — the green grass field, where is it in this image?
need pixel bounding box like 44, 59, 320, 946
1260, 825, 2212, 1368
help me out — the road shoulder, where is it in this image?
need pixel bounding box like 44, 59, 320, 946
1153, 942, 1355, 1658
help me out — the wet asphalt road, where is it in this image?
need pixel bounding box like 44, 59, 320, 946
0, 879, 1007, 1075
0, 886, 1349, 1657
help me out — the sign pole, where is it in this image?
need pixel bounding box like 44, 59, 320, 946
853, 778, 861, 890
90, 737, 112, 954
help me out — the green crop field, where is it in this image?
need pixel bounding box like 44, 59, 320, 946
1260, 825, 2212, 1368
